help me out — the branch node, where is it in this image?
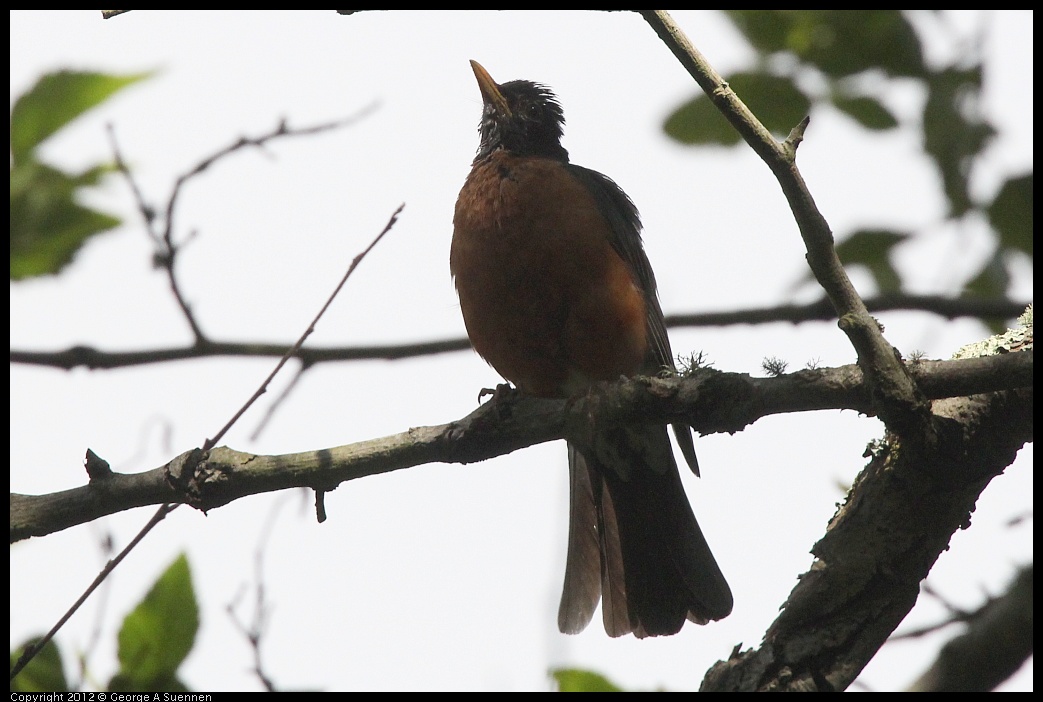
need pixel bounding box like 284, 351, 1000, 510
315, 489, 327, 523
84, 449, 113, 482
164, 446, 208, 499
783, 116, 810, 157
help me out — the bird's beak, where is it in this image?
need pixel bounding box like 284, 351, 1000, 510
470, 60, 511, 117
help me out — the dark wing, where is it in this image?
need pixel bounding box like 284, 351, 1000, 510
566, 164, 700, 475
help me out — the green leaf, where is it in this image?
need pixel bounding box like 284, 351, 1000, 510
832, 94, 899, 130
10, 637, 69, 692
724, 10, 793, 54
109, 672, 191, 693
726, 11, 926, 78
10, 69, 152, 165
664, 93, 742, 146
987, 172, 1033, 256
965, 251, 1012, 298
10, 159, 121, 280
113, 553, 199, 692
8, 69, 152, 280
835, 228, 910, 292
964, 251, 1012, 333
665, 73, 810, 146
551, 667, 624, 692
922, 66, 996, 217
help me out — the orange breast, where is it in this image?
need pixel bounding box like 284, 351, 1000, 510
451, 152, 648, 398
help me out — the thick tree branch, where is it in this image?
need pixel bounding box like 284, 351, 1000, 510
700, 382, 1032, 691
907, 566, 1033, 692
10, 350, 1031, 543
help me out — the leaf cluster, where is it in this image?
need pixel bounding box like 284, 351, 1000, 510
664, 11, 1030, 328
11, 555, 199, 693
10, 70, 151, 280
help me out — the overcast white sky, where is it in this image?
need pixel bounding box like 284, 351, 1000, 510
11, 10, 1032, 691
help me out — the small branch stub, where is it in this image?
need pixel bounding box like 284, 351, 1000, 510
84, 449, 112, 482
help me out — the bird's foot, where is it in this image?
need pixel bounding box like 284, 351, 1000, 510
478, 382, 519, 420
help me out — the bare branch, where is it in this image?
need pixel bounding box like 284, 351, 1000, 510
107, 108, 378, 344
9, 503, 179, 682
203, 203, 403, 450
11, 295, 1028, 370
11, 350, 1032, 543
700, 386, 1032, 691
640, 10, 934, 451
907, 566, 1033, 692
9, 202, 401, 681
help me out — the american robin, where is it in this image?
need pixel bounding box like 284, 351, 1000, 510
451, 60, 732, 637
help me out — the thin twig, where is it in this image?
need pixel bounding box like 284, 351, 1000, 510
11, 295, 1029, 370
639, 9, 931, 445
10, 171, 396, 687
107, 107, 378, 344
10, 503, 179, 681
204, 203, 404, 450
225, 495, 293, 692
249, 362, 309, 441
107, 124, 206, 341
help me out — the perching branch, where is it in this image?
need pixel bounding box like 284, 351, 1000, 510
11, 349, 1032, 543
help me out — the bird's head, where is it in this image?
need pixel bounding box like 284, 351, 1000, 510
469, 60, 569, 162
